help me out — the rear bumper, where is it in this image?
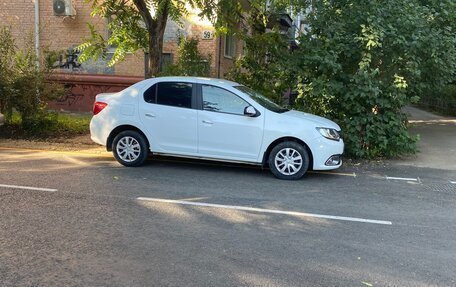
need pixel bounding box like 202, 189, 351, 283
90, 116, 109, 146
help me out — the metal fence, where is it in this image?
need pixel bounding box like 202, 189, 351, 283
418, 96, 456, 117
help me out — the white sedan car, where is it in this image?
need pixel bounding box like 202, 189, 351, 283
90, 77, 344, 180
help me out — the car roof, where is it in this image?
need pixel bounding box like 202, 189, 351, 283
144, 76, 240, 88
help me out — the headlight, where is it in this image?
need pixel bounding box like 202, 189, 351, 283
316, 127, 341, 141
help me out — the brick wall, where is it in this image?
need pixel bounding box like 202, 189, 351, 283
0, 0, 144, 77
0, 0, 243, 79
0, 0, 35, 48
216, 34, 245, 78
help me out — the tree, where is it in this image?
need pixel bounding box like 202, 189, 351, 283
78, 0, 236, 77
160, 37, 212, 77
229, 0, 455, 158
77, 0, 305, 78
228, 32, 294, 105
225, 1, 307, 103
292, 0, 455, 158
0, 26, 64, 134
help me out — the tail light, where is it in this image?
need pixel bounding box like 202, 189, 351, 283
93, 101, 108, 115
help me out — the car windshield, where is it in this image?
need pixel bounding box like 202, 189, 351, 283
234, 86, 289, 113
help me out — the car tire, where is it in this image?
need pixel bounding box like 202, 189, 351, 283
112, 130, 149, 167
268, 141, 310, 180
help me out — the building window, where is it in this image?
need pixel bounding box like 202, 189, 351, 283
160, 53, 173, 72
106, 17, 117, 53
224, 35, 236, 58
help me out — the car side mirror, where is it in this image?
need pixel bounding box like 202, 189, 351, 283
244, 106, 259, 117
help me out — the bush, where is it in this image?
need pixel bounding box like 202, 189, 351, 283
227, 32, 294, 105
231, 0, 455, 158
1, 111, 91, 138
0, 26, 64, 133
291, 0, 455, 158
160, 37, 211, 77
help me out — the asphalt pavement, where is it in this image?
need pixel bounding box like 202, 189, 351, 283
1, 145, 455, 287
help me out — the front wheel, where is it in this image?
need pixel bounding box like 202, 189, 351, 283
112, 130, 149, 167
268, 141, 310, 180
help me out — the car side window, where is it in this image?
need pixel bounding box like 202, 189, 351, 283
202, 85, 249, 115
156, 82, 193, 108
143, 84, 157, 103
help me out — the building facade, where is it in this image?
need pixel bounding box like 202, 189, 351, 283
0, 0, 299, 111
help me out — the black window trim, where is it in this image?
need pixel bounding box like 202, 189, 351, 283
143, 83, 157, 104
196, 83, 260, 117
143, 81, 198, 110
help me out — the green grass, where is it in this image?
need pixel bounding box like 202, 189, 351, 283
0, 111, 92, 139
55, 113, 92, 135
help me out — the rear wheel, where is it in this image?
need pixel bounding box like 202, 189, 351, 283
268, 141, 309, 180
112, 130, 148, 167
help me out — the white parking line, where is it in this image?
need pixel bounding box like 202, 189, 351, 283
0, 184, 57, 192
386, 176, 418, 182
136, 197, 392, 225
450, 181, 456, 184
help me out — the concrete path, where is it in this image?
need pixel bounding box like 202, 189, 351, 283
398, 106, 456, 171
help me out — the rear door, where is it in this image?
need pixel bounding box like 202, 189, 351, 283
197, 84, 264, 161
139, 81, 198, 154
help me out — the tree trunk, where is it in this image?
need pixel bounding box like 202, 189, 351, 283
133, 0, 169, 78
146, 15, 167, 78
146, 28, 162, 78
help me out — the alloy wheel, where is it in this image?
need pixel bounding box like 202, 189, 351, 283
116, 136, 141, 162
274, 147, 303, 176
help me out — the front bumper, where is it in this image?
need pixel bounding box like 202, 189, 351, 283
311, 138, 344, 170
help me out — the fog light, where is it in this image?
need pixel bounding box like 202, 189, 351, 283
325, 155, 341, 166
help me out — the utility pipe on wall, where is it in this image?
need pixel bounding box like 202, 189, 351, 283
34, 0, 40, 68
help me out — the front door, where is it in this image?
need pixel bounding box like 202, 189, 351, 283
197, 84, 264, 162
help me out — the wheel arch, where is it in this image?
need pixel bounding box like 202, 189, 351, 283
262, 137, 314, 170
106, 125, 150, 152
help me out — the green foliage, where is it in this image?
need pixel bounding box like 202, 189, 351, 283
293, 0, 455, 158
160, 37, 211, 77
3, 111, 91, 138
77, 0, 308, 77
0, 27, 16, 119
77, 0, 218, 76
76, 0, 148, 66
227, 32, 294, 105
210, 0, 307, 34
0, 26, 64, 134
55, 113, 92, 135
230, 0, 455, 158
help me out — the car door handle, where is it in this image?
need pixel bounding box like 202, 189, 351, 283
202, 120, 213, 125
145, 113, 156, 118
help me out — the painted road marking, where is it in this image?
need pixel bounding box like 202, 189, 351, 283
309, 171, 356, 177
386, 176, 418, 182
450, 181, 456, 184
0, 184, 57, 192
136, 197, 392, 225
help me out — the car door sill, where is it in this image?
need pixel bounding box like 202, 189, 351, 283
152, 152, 260, 166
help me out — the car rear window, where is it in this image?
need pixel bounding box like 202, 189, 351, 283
143, 84, 157, 103
156, 82, 192, 109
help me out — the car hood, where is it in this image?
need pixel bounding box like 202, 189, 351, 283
283, 110, 341, 130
